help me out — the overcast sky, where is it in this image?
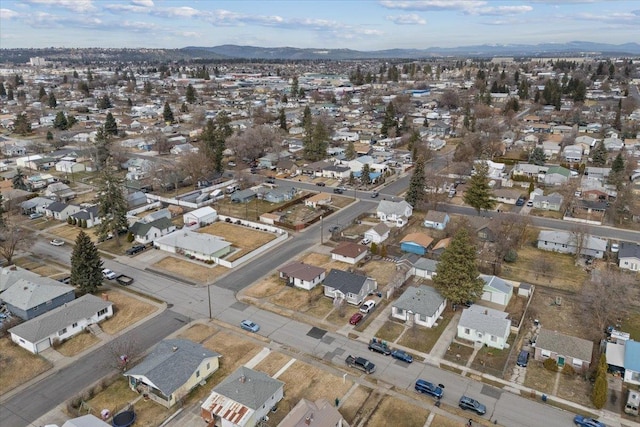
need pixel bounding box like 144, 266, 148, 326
1, 0, 638, 50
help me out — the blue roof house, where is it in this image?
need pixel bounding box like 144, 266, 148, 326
624, 340, 640, 386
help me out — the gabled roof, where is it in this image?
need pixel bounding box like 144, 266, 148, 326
400, 233, 434, 248
208, 366, 283, 411
624, 340, 640, 372
45, 201, 69, 212
278, 398, 344, 427
1, 278, 74, 311
377, 200, 412, 216
9, 294, 112, 343
480, 274, 513, 295
0, 266, 44, 292
536, 329, 593, 362
431, 237, 451, 251
71, 205, 99, 220
62, 414, 111, 427
619, 241, 640, 260
20, 197, 54, 210
130, 217, 174, 236
394, 285, 445, 316
155, 230, 231, 256
413, 257, 439, 272
537, 230, 607, 252
424, 210, 448, 223
323, 269, 370, 294
330, 241, 367, 259
369, 222, 390, 236
278, 262, 325, 282
125, 338, 220, 397
458, 305, 511, 338
186, 206, 217, 218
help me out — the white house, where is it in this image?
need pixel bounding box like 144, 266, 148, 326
391, 285, 446, 328
154, 230, 232, 262
363, 223, 390, 244
457, 305, 511, 350
423, 211, 450, 230
618, 242, 640, 272
330, 241, 368, 265
537, 230, 607, 259
376, 200, 413, 227
479, 274, 514, 306
130, 217, 177, 244
183, 206, 217, 227
9, 294, 113, 354
277, 262, 326, 290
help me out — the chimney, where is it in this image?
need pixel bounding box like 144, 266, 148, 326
172, 346, 178, 352
305, 414, 314, 425
484, 310, 488, 315
239, 375, 246, 383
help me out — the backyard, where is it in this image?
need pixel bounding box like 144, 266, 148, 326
199, 221, 277, 260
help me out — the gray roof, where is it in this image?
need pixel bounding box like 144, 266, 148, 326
423, 210, 448, 223
0, 266, 44, 292
458, 306, 511, 338
214, 366, 284, 410
1, 278, 74, 310
125, 338, 220, 396
377, 200, 412, 216
71, 205, 99, 220
619, 241, 640, 260
46, 201, 69, 213
231, 189, 256, 201
537, 230, 607, 252
394, 285, 445, 317
413, 257, 439, 272
536, 329, 594, 362
9, 294, 113, 343
323, 269, 369, 294
20, 197, 54, 210
480, 275, 513, 295
62, 414, 111, 427
370, 222, 390, 236
155, 230, 231, 256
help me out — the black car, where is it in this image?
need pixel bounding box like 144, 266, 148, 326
516, 350, 529, 367
316, 182, 326, 187
333, 188, 344, 194
459, 396, 486, 415
126, 245, 146, 256
266, 177, 276, 184
328, 225, 340, 233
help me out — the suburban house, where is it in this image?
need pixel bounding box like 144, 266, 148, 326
410, 257, 439, 280
391, 285, 446, 328
543, 166, 571, 186
330, 242, 368, 265
278, 398, 347, 427
45, 201, 82, 221
130, 217, 177, 244
491, 188, 523, 205
201, 366, 284, 427
19, 196, 54, 216
376, 200, 413, 227
537, 230, 607, 259
563, 145, 583, 163
363, 223, 390, 244
9, 294, 113, 354
618, 241, 640, 272
530, 190, 563, 211
231, 189, 257, 203
262, 186, 297, 203
277, 262, 326, 290
422, 211, 450, 230
457, 305, 511, 350
534, 329, 594, 371
44, 182, 77, 202
479, 274, 514, 306
624, 340, 640, 385
70, 205, 101, 228
154, 230, 232, 262
304, 192, 332, 208
124, 338, 221, 408
0, 265, 45, 292
400, 233, 434, 256
323, 268, 377, 306
183, 206, 217, 227
1, 277, 75, 320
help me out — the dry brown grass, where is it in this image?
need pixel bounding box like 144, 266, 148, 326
300, 252, 332, 266
153, 256, 227, 284
82, 377, 137, 417
523, 360, 558, 394
330, 195, 355, 208
199, 222, 275, 259
202, 332, 262, 377
527, 287, 591, 339
557, 373, 594, 408
270, 287, 314, 311
50, 225, 100, 243
130, 397, 174, 427
253, 352, 292, 377
55, 331, 100, 357
99, 290, 158, 335
178, 324, 218, 343
397, 308, 453, 353
0, 338, 51, 395
367, 396, 429, 427
243, 274, 283, 298
30, 264, 64, 277
360, 260, 398, 285
326, 303, 358, 326
430, 414, 467, 427
339, 386, 372, 424
374, 321, 406, 343
305, 297, 334, 319
12, 258, 42, 270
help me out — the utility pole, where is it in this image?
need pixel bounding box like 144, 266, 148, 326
320, 215, 323, 244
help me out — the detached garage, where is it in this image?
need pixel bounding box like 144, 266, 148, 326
183, 206, 217, 228
479, 274, 513, 306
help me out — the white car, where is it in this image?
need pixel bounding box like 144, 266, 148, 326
50, 239, 64, 246
360, 238, 371, 245
360, 300, 376, 314
102, 269, 117, 280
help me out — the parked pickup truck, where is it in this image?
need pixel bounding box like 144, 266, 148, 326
116, 275, 134, 286
345, 355, 376, 374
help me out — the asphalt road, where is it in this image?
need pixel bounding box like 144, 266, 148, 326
0, 310, 189, 427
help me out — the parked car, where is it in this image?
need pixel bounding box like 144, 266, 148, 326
29, 212, 44, 219
458, 396, 486, 415
573, 415, 606, 427
517, 350, 530, 367
329, 225, 340, 233
102, 269, 117, 280
126, 245, 146, 256
371, 191, 379, 198
266, 177, 276, 184
349, 312, 364, 325
516, 197, 525, 206
315, 182, 326, 187
240, 319, 260, 333
360, 237, 371, 245
391, 349, 413, 363
333, 187, 344, 194
415, 380, 443, 399
360, 300, 376, 314
526, 200, 534, 207
368, 339, 391, 355
50, 239, 64, 246
611, 242, 619, 253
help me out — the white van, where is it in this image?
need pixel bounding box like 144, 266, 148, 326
226, 184, 240, 194
625, 390, 639, 416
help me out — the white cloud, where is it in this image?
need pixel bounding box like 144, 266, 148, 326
470, 5, 533, 16
379, 1, 486, 11
25, 0, 95, 13
161, 6, 201, 18
0, 8, 20, 19
131, 0, 154, 6
575, 11, 639, 23
104, 4, 150, 14
386, 13, 426, 24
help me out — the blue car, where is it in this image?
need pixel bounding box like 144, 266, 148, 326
573, 415, 606, 427
240, 320, 260, 333
391, 349, 413, 363
415, 379, 443, 399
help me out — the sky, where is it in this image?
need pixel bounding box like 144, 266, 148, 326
0, 0, 639, 50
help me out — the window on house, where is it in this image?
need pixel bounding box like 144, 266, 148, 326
98, 308, 108, 316
72, 322, 78, 328
541, 350, 551, 358
491, 335, 497, 342
464, 328, 470, 334
59, 328, 67, 335
196, 370, 200, 378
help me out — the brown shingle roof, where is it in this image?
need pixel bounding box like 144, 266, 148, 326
400, 233, 434, 248
330, 241, 368, 258
277, 262, 325, 282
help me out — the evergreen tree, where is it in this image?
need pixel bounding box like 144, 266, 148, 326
348, 171, 356, 185
143, 81, 152, 95
163, 102, 174, 123
529, 147, 547, 166
185, 84, 197, 104
380, 102, 397, 137
127, 97, 133, 108
463, 162, 496, 213
361, 163, 372, 185
345, 141, 356, 160
70, 231, 103, 295
432, 228, 484, 305
591, 140, 607, 166
405, 156, 425, 207
96, 161, 129, 245
303, 120, 329, 161
46, 131, 53, 141
53, 111, 68, 130
0, 82, 5, 97
39, 86, 47, 99
94, 126, 111, 171
47, 92, 57, 108
608, 152, 626, 190
278, 108, 287, 132
13, 113, 31, 135
611, 152, 624, 174
7, 88, 14, 101
291, 76, 299, 98
12, 168, 27, 190
180, 102, 189, 113
97, 94, 112, 109
201, 112, 232, 173
67, 115, 77, 128
104, 112, 118, 135
302, 105, 312, 129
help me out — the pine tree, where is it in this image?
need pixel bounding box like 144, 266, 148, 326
97, 94, 112, 109
13, 113, 31, 135
39, 86, 47, 99
185, 84, 197, 104
463, 162, 496, 213
7, 88, 14, 101
70, 231, 103, 295
381, 102, 397, 137
163, 102, 174, 123
0, 82, 6, 97
302, 105, 312, 129
591, 374, 607, 409
432, 228, 484, 305
611, 152, 624, 174
46, 131, 53, 141
529, 147, 547, 166
291, 76, 299, 99
278, 108, 287, 132
591, 140, 607, 167
53, 111, 68, 130
48, 92, 57, 108
96, 161, 129, 244
104, 112, 118, 135
12, 168, 27, 190
406, 156, 425, 207
94, 126, 111, 171
361, 164, 372, 185
345, 141, 356, 160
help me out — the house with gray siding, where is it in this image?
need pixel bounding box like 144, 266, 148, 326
537, 230, 607, 259
323, 269, 377, 306
1, 277, 75, 320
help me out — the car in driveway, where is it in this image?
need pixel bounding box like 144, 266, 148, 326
526, 200, 533, 207
516, 350, 529, 367
516, 197, 526, 206
458, 396, 486, 415
368, 339, 392, 355
349, 312, 364, 325
391, 349, 413, 363
415, 380, 443, 399
573, 415, 606, 427
360, 237, 371, 245
102, 269, 117, 280
240, 320, 260, 333
126, 245, 146, 255
29, 212, 44, 219
360, 300, 376, 314
50, 239, 64, 246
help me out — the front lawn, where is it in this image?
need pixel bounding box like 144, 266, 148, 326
397, 308, 453, 353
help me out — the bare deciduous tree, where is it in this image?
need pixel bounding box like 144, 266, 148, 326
0, 223, 34, 264
581, 269, 634, 338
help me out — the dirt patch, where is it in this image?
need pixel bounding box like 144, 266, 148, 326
55, 331, 100, 357
199, 222, 275, 259
0, 337, 51, 396
526, 287, 591, 339
201, 331, 262, 378
178, 324, 218, 343
443, 342, 475, 365
397, 307, 453, 353
153, 256, 227, 284
326, 303, 358, 326
557, 373, 594, 408
305, 297, 334, 319
339, 386, 372, 424
99, 290, 158, 335
470, 334, 516, 378
366, 395, 429, 427
330, 195, 355, 208
374, 320, 406, 343
270, 286, 316, 311
621, 312, 640, 341
523, 360, 557, 394
243, 274, 283, 298
360, 260, 398, 286
505, 295, 527, 329
253, 352, 292, 377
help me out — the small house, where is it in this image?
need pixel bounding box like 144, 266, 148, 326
183, 206, 217, 227
44, 201, 82, 221
330, 242, 368, 265
479, 274, 514, 306
423, 211, 450, 230
323, 268, 377, 306
400, 233, 434, 256
391, 285, 446, 328
534, 329, 594, 371
457, 305, 511, 350
363, 223, 390, 244
130, 217, 177, 244
304, 192, 332, 208
376, 200, 413, 227
618, 242, 640, 272
278, 262, 326, 290
1, 278, 75, 320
